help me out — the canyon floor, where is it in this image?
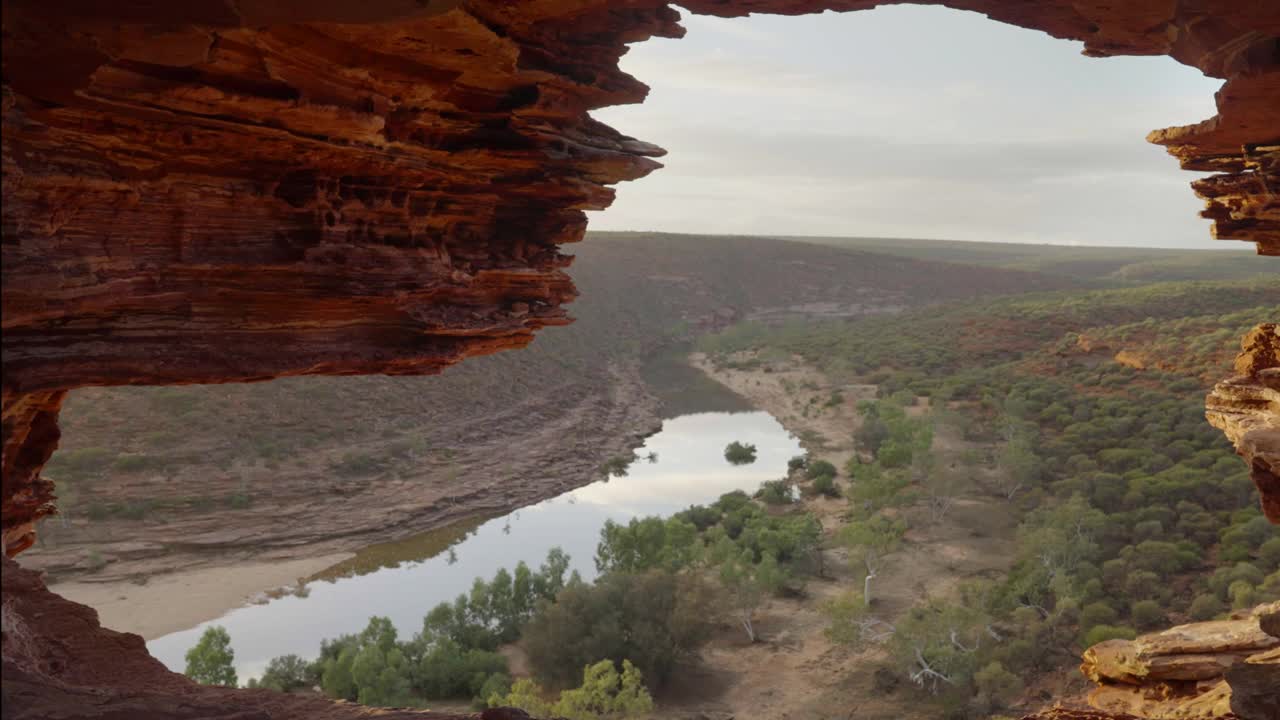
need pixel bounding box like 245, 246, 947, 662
28, 348, 1095, 717
647, 353, 1081, 719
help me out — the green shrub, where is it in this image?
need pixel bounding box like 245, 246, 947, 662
1080, 601, 1119, 629
522, 571, 718, 689
724, 441, 758, 465
811, 473, 839, 498
974, 661, 1023, 711
254, 654, 312, 693
805, 460, 837, 480
1129, 600, 1164, 630
1189, 593, 1223, 621
184, 626, 237, 687
1083, 625, 1136, 647
756, 479, 793, 505
600, 455, 633, 477
1228, 579, 1257, 609
474, 673, 511, 709
1260, 537, 1280, 571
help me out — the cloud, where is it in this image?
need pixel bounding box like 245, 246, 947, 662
592, 5, 1224, 248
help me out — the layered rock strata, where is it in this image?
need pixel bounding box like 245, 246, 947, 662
0, 555, 486, 720
4, 0, 1280, 557
1207, 324, 1280, 524
1070, 602, 1280, 720
1, 1, 1279, 719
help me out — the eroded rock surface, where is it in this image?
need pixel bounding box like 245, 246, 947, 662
1207, 324, 1280, 523
2, 1, 1279, 719
0, 555, 482, 719
1060, 603, 1280, 720
4, 0, 1279, 556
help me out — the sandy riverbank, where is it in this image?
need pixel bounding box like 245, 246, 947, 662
28, 363, 662, 641
49, 552, 352, 640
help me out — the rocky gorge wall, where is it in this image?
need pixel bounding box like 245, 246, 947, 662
1, 1, 1278, 718
4, 0, 1280, 555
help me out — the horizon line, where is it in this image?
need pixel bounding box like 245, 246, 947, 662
583, 229, 1257, 253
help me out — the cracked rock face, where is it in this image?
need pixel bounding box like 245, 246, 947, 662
1207, 324, 1280, 524
1065, 603, 1280, 720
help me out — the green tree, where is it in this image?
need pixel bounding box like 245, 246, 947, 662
755, 479, 793, 505
318, 636, 359, 700
724, 441, 758, 465
846, 461, 911, 512
855, 402, 890, 455
351, 640, 413, 706
1130, 600, 1164, 630
595, 516, 700, 574
1083, 625, 1136, 647
811, 473, 839, 498
494, 678, 553, 717
716, 542, 785, 643
1189, 593, 1224, 621
825, 590, 893, 646
554, 660, 654, 719
184, 625, 238, 687
974, 661, 1023, 712
805, 459, 837, 480
254, 654, 311, 692
888, 599, 986, 695
838, 514, 905, 606
996, 430, 1040, 500
492, 660, 654, 720
522, 570, 718, 689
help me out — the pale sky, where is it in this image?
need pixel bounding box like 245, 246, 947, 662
589, 6, 1227, 249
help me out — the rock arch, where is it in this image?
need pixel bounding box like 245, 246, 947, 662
2, 1, 1277, 717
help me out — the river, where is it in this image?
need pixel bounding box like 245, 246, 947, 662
147, 409, 801, 681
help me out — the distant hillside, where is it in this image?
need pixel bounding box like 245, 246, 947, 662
30, 234, 1079, 579
601, 232, 1278, 284
698, 277, 1280, 394
46, 234, 1078, 495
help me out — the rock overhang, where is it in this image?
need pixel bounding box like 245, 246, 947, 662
1, 1, 1279, 718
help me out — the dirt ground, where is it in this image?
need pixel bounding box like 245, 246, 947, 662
48, 552, 353, 640
658, 352, 1024, 720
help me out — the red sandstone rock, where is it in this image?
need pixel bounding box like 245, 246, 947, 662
0, 555, 482, 719
1206, 324, 1280, 523
3, 0, 1279, 556
1067, 604, 1280, 720
1, 2, 1278, 719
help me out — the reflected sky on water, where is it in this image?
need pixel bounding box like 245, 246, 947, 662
148, 410, 800, 680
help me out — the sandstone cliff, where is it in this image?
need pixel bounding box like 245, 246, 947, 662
4, 0, 1279, 556
2, 1, 1279, 719
1207, 325, 1280, 525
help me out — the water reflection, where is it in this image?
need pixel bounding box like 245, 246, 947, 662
148, 410, 799, 680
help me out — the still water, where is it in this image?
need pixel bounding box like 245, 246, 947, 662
148, 410, 800, 680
